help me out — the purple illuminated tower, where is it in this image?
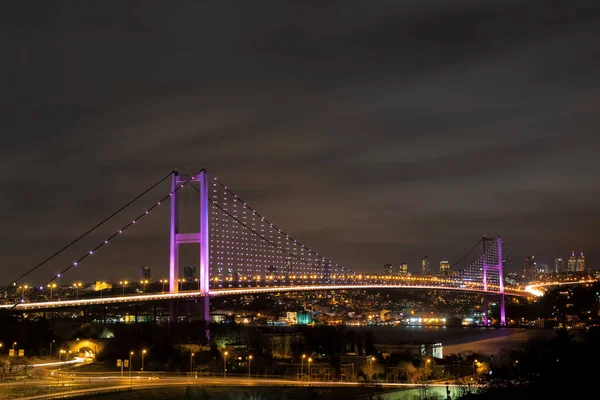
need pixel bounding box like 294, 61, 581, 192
169, 170, 210, 322
482, 236, 505, 326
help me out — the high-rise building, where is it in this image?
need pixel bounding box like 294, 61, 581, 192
140, 266, 151, 280
568, 251, 577, 272
184, 266, 197, 283
384, 263, 393, 276
554, 257, 564, 273
398, 263, 409, 276
524, 256, 536, 280
421, 256, 430, 275
439, 258, 450, 277
537, 263, 548, 275
577, 251, 586, 271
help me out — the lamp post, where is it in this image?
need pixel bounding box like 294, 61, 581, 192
58, 350, 65, 384
18, 284, 29, 301
223, 351, 228, 378
48, 283, 57, 300
370, 356, 375, 379
159, 279, 167, 293
119, 281, 128, 295
248, 355, 253, 378
74, 283, 82, 300
12, 342, 17, 351
129, 352, 134, 387
0, 343, 3, 353
301, 354, 306, 380
190, 352, 195, 376
141, 280, 149, 293
308, 357, 313, 383
141, 349, 147, 376
178, 278, 186, 291
425, 358, 431, 384
473, 359, 478, 377
100, 282, 106, 298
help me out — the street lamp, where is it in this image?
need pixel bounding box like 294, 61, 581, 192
141, 349, 147, 375
473, 359, 478, 377
159, 279, 167, 293
119, 281, 128, 295
73, 282, 82, 300
47, 283, 57, 300
248, 355, 253, 378
99, 282, 107, 298
141, 280, 149, 293
58, 350, 65, 384
178, 278, 186, 291
190, 352, 195, 376
12, 342, 17, 351
370, 356, 375, 378
18, 284, 29, 301
425, 358, 431, 384
223, 351, 228, 378
129, 351, 134, 387
308, 357, 313, 383
301, 354, 306, 380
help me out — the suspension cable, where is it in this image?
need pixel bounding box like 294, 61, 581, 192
2, 170, 176, 292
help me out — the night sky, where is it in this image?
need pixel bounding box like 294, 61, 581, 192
1, 2, 600, 284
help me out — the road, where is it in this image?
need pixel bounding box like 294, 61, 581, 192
5, 373, 471, 399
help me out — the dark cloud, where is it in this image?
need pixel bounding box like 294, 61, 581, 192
1, 1, 600, 284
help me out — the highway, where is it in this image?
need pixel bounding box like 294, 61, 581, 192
13, 374, 472, 400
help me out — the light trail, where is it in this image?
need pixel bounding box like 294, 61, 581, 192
524, 279, 596, 297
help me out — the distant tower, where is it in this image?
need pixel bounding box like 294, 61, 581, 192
398, 263, 408, 276
439, 258, 450, 277
568, 251, 577, 272
554, 257, 564, 273
140, 266, 151, 280
421, 256, 430, 275
184, 266, 197, 283
384, 263, 393, 276
577, 251, 586, 271
523, 256, 536, 280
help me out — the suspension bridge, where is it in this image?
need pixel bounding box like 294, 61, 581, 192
0, 169, 559, 326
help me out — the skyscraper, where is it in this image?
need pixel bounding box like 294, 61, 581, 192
398, 263, 408, 276
554, 257, 564, 273
568, 251, 577, 272
439, 258, 450, 277
524, 256, 536, 280
577, 251, 586, 271
140, 266, 151, 280
421, 256, 430, 275
384, 263, 393, 276
184, 266, 197, 283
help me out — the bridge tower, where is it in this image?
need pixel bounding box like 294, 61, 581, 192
169, 170, 210, 322
482, 236, 505, 326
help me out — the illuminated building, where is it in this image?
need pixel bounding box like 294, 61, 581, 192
140, 266, 151, 280
384, 263, 393, 276
421, 256, 430, 275
577, 251, 586, 271
439, 258, 450, 277
568, 251, 577, 272
554, 257, 564, 273
398, 263, 408, 276
184, 266, 196, 283
524, 256, 537, 280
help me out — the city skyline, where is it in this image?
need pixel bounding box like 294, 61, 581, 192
1, 2, 600, 284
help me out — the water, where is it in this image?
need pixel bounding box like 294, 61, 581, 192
350, 326, 557, 355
